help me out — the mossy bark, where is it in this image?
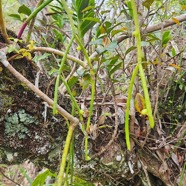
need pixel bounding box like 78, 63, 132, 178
0, 32, 174, 185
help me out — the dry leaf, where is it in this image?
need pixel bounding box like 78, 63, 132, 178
169, 63, 181, 71
171, 153, 179, 166
102, 37, 110, 47
97, 115, 106, 125
172, 17, 180, 25
89, 124, 98, 140
159, 161, 169, 174
134, 121, 141, 138
121, 27, 128, 31
117, 107, 125, 125
135, 93, 146, 114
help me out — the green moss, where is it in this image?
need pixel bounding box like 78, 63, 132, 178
5, 109, 38, 139
0, 92, 13, 113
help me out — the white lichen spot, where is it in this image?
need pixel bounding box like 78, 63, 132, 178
37, 142, 50, 155
116, 154, 122, 161
6, 152, 13, 162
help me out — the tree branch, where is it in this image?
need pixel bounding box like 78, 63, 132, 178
32, 47, 87, 69
117, 13, 186, 44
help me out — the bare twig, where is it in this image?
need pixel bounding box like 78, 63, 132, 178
91, 82, 119, 158
118, 13, 186, 43
139, 160, 152, 186
0, 168, 21, 186
32, 47, 87, 69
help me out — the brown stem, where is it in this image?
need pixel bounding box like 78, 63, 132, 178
32, 47, 87, 68
0, 0, 10, 43
118, 13, 186, 43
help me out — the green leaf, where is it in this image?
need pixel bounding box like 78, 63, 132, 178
146, 33, 161, 41
79, 9, 97, 36
96, 41, 118, 54
82, 5, 95, 13
80, 74, 91, 90
32, 169, 55, 186
172, 47, 176, 57
111, 29, 123, 36
162, 36, 171, 46
68, 76, 79, 88
105, 55, 119, 71
80, 21, 96, 36
82, 17, 100, 23
104, 21, 112, 30
9, 14, 22, 21
126, 1, 133, 18
125, 46, 137, 56
18, 4, 32, 16
109, 62, 122, 75
142, 0, 155, 9
75, 0, 89, 20
33, 53, 51, 63
162, 30, 171, 39
162, 30, 171, 46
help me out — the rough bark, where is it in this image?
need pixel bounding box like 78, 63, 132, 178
0, 31, 178, 185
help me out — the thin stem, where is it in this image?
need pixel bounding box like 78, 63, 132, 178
131, 0, 154, 129
18, 0, 53, 38
85, 76, 95, 160
61, 0, 76, 36
26, 0, 44, 43
124, 0, 155, 150
32, 47, 87, 68
75, 35, 92, 68
56, 124, 76, 186
53, 36, 75, 114
60, 0, 95, 160
60, 75, 84, 124
125, 65, 139, 150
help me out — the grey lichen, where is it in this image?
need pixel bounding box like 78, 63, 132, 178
5, 109, 38, 139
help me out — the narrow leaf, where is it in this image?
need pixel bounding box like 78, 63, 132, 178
82, 5, 95, 12
9, 14, 21, 21
109, 62, 122, 75
142, 0, 155, 9
32, 170, 55, 186
18, 4, 32, 16
82, 17, 100, 23
125, 46, 137, 56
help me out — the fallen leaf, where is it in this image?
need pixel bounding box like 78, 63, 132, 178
172, 17, 180, 25
169, 63, 181, 71
181, 5, 186, 10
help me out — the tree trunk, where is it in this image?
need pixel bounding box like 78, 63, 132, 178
0, 32, 176, 185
